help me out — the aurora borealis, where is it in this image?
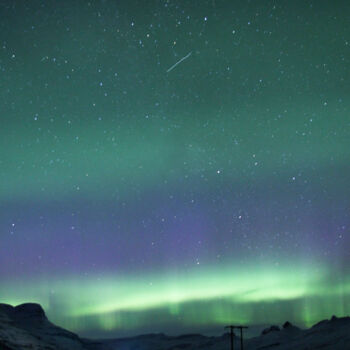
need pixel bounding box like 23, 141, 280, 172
0, 0, 349, 338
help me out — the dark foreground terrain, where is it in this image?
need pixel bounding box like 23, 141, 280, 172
1, 303, 350, 350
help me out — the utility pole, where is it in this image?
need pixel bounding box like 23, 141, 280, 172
225, 325, 235, 350
225, 325, 248, 350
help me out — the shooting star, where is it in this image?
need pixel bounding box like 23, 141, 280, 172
166, 51, 192, 73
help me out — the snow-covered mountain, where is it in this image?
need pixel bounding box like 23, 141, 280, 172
1, 303, 350, 350
0, 303, 86, 350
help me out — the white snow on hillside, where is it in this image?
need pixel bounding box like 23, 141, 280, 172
1, 303, 350, 350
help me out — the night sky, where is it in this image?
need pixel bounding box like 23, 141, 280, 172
1, 0, 350, 338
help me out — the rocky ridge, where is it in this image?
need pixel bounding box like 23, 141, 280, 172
1, 303, 350, 350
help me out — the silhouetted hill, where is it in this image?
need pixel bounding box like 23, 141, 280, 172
1, 303, 350, 349
0, 303, 85, 350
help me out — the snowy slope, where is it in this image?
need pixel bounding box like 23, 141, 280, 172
0, 303, 87, 350
85, 317, 350, 350
245, 318, 350, 350
1, 303, 350, 350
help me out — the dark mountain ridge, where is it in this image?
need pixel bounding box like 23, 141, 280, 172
1, 302, 349, 350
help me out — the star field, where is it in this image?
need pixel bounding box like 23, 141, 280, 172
0, 0, 349, 338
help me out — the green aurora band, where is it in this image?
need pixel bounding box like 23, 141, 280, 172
2, 262, 349, 335
1, 0, 349, 339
